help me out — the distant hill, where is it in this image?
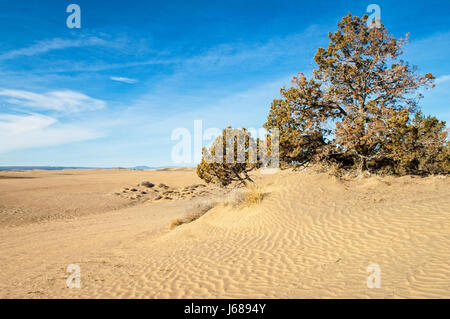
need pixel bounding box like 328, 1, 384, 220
0, 166, 95, 171
129, 165, 183, 170
0, 165, 184, 171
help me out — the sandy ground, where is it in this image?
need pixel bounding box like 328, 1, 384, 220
0, 168, 449, 298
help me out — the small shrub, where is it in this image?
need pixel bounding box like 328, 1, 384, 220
196, 127, 261, 186
141, 181, 155, 188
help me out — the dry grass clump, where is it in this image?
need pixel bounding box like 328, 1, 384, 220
169, 199, 218, 230
242, 186, 265, 207
223, 186, 266, 208
169, 185, 267, 230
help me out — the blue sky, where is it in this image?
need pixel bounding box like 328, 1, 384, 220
0, 0, 449, 167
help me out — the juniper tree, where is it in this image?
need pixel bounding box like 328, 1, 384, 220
381, 110, 449, 174
264, 13, 447, 174
196, 127, 261, 186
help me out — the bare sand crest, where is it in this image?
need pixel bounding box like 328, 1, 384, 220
0, 168, 449, 298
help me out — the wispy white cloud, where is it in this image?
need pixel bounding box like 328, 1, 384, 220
404, 31, 450, 70
110, 76, 139, 84
0, 89, 105, 112
0, 113, 56, 134
435, 75, 450, 84
179, 25, 326, 72
0, 113, 101, 153
0, 37, 108, 61
0, 37, 110, 61
3, 26, 325, 75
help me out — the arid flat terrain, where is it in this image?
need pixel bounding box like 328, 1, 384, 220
0, 168, 449, 298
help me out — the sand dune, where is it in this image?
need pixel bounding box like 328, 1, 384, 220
0, 168, 203, 226
0, 168, 449, 298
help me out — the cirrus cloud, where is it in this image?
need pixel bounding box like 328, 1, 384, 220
0, 113, 101, 153
0, 37, 109, 61
110, 76, 139, 84
0, 89, 105, 113
435, 75, 450, 85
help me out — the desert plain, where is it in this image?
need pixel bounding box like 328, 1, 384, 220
0, 168, 449, 298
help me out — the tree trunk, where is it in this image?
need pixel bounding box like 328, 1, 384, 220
358, 156, 367, 174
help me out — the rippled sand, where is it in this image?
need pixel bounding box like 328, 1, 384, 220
0, 168, 449, 298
